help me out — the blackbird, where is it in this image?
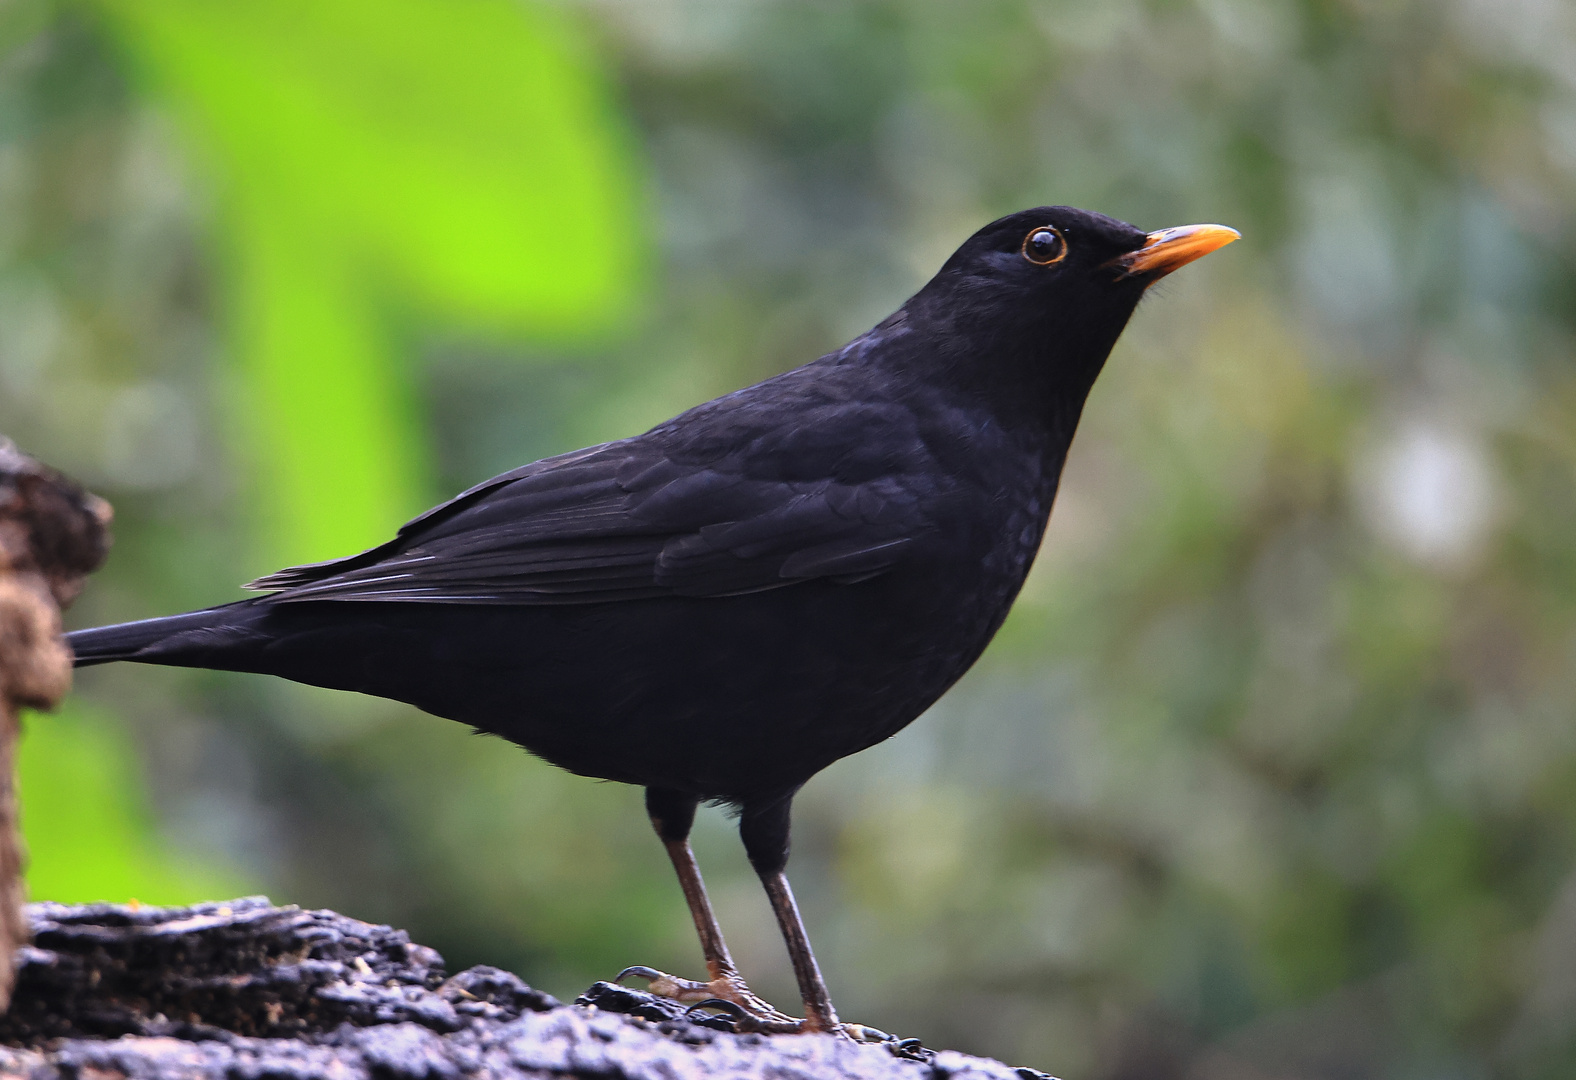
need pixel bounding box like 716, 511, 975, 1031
67, 206, 1237, 1035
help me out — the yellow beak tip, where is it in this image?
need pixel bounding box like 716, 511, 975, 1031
1118, 223, 1240, 278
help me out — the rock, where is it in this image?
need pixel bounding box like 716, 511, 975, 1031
0, 897, 1057, 1080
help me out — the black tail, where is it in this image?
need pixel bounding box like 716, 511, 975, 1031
67, 601, 264, 668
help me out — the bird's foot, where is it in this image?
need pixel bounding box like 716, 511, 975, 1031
614, 965, 831, 1035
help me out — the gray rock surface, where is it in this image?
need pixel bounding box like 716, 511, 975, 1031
0, 897, 1056, 1080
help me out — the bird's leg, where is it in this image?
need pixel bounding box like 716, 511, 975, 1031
740, 797, 841, 1035
616, 788, 797, 1029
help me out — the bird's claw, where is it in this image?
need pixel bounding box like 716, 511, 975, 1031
685, 997, 746, 1019
613, 964, 724, 1003
842, 1022, 891, 1043
683, 997, 822, 1035
614, 966, 817, 1034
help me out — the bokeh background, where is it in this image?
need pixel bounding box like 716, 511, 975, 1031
4, 0, 1575, 1076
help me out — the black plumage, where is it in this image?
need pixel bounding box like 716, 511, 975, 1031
67, 206, 1236, 1035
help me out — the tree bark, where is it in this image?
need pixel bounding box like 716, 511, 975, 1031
0, 440, 111, 1011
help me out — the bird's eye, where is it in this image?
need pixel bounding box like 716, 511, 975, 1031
1022, 227, 1066, 266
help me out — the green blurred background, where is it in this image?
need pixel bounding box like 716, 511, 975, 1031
4, 0, 1575, 1075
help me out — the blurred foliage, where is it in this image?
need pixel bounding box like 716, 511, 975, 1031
19, 702, 249, 904
3, 0, 1576, 1077
94, 0, 644, 564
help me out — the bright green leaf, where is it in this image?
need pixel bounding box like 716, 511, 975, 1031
20, 703, 249, 906
85, 0, 646, 563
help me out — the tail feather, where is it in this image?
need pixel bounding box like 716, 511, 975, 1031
66, 601, 261, 668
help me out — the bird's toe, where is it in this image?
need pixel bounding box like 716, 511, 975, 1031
615, 966, 821, 1033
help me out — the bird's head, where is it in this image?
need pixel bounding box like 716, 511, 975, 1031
905, 206, 1238, 410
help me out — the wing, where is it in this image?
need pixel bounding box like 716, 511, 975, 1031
247, 395, 949, 606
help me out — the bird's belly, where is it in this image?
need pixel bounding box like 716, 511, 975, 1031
251, 566, 1018, 803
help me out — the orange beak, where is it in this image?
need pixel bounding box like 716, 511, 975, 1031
1109, 223, 1240, 281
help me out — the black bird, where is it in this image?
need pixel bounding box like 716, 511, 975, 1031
67, 207, 1236, 1035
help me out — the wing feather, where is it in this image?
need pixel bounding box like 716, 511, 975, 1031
250, 386, 948, 606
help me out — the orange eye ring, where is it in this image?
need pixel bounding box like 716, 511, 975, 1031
1022, 226, 1067, 266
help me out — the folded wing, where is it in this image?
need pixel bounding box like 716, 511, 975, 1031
247, 405, 944, 606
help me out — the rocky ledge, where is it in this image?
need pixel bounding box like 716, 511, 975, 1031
0, 897, 1054, 1080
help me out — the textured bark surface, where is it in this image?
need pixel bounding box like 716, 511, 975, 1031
0, 440, 111, 1010
0, 898, 1056, 1080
